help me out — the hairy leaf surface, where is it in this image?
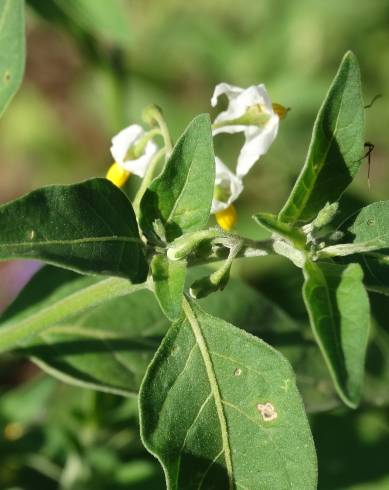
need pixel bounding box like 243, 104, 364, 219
140, 298, 317, 489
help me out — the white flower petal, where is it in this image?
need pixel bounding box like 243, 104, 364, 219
119, 139, 158, 178
110, 124, 159, 178
110, 124, 145, 164
211, 82, 243, 107
211, 157, 243, 213
236, 113, 279, 177
213, 84, 274, 129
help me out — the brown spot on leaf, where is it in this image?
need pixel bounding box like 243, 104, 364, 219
256, 402, 277, 422
234, 368, 242, 376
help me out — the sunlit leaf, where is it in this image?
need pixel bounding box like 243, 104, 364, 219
140, 114, 215, 242
140, 298, 317, 489
279, 51, 365, 224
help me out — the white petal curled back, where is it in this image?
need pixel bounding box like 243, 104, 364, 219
212, 83, 274, 136
110, 124, 158, 178
236, 112, 279, 177
211, 83, 280, 176
211, 157, 243, 214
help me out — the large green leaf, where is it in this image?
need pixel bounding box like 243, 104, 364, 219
302, 260, 370, 407
140, 298, 317, 489
151, 254, 186, 321
140, 114, 215, 242
0, 0, 25, 116
278, 51, 364, 224
0, 178, 148, 281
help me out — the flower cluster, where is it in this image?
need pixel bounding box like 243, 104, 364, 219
106, 83, 287, 231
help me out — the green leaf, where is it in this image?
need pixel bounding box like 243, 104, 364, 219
0, 0, 25, 117
344, 201, 389, 250
140, 297, 317, 489
302, 260, 370, 407
318, 201, 389, 258
254, 212, 306, 247
20, 280, 163, 396
151, 255, 186, 321
278, 51, 365, 224
357, 255, 389, 295
140, 114, 215, 242
1, 265, 333, 412
0, 178, 148, 281
0, 266, 147, 353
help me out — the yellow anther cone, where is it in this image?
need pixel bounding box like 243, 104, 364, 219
215, 204, 237, 231
106, 162, 130, 188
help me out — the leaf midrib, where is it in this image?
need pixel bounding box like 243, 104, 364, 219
182, 297, 233, 490
166, 138, 200, 225
0, 278, 147, 352
0, 235, 143, 250
304, 264, 348, 401
291, 86, 345, 223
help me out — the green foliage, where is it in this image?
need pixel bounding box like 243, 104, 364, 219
0, 178, 148, 281
346, 201, 389, 250
278, 51, 365, 224
303, 261, 370, 407
151, 255, 186, 321
140, 114, 215, 242
1, 34, 389, 489
140, 298, 317, 489
0, 0, 25, 117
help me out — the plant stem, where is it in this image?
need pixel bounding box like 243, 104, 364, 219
153, 111, 172, 157
133, 148, 166, 214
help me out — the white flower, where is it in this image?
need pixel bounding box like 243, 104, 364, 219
211, 83, 279, 178
212, 157, 243, 214
110, 124, 158, 178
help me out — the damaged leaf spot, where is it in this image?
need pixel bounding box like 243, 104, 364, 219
234, 368, 242, 376
256, 402, 277, 422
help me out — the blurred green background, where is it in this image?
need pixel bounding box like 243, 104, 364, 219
0, 1, 388, 488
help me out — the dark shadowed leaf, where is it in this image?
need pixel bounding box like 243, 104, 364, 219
0, 178, 148, 282
303, 260, 370, 407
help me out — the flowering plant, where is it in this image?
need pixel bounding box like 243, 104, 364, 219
0, 4, 386, 487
